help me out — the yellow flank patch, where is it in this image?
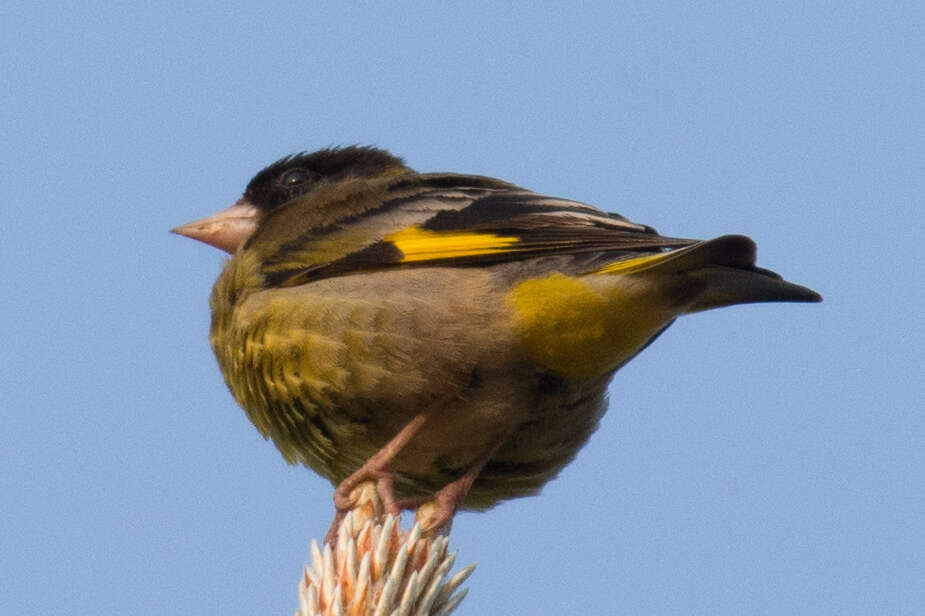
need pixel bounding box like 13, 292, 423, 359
509, 273, 669, 378
594, 251, 670, 275
386, 226, 520, 262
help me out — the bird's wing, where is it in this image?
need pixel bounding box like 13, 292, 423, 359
260, 174, 697, 287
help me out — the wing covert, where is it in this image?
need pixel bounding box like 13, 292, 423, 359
261, 175, 695, 287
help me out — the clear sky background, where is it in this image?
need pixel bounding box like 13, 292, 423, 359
3, 2, 923, 614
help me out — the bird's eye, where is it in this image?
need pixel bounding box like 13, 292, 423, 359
281, 169, 310, 186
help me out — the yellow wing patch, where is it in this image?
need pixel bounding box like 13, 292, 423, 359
594, 251, 672, 275
386, 226, 520, 262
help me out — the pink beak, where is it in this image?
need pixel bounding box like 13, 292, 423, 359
171, 198, 260, 253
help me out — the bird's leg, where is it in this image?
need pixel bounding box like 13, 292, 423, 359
413, 437, 506, 535
326, 413, 430, 544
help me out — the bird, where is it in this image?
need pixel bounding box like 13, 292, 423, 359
173, 145, 821, 536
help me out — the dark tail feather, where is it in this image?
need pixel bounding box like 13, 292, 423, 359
684, 265, 822, 312
638, 235, 822, 312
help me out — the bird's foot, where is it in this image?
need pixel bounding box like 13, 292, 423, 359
413, 436, 507, 535
325, 413, 431, 545
326, 466, 400, 545
413, 487, 464, 536
332, 464, 398, 513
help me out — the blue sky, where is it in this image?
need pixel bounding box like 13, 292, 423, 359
3, 2, 923, 614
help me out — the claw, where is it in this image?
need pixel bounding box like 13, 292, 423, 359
323, 417, 507, 544
325, 414, 431, 545
415, 436, 507, 535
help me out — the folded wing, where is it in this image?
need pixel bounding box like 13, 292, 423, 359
261, 174, 696, 288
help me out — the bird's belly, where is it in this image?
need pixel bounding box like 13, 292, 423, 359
212, 270, 509, 474
211, 267, 615, 509
386, 371, 612, 509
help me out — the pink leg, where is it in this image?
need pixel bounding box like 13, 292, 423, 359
325, 413, 430, 544
414, 437, 506, 534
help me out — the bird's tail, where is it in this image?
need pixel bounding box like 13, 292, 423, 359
598, 234, 822, 312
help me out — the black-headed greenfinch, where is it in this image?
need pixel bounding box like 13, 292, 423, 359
174, 146, 820, 530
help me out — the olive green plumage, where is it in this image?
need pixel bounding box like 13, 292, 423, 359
177, 146, 821, 509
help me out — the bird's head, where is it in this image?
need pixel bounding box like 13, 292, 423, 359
172, 146, 408, 253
